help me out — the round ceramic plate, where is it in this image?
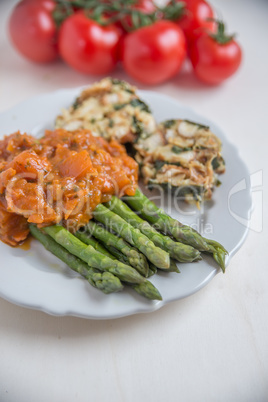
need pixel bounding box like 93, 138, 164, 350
0, 88, 252, 319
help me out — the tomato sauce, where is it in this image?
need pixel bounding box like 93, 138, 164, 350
0, 129, 138, 246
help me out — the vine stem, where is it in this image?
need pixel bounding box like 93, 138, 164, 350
53, 0, 185, 30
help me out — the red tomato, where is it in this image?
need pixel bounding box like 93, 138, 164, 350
9, 0, 58, 63
177, 0, 215, 43
58, 12, 121, 75
121, 20, 186, 85
189, 32, 242, 84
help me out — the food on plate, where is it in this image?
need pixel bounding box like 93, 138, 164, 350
0, 128, 138, 246
44, 225, 147, 284
125, 189, 227, 272
135, 118, 225, 202
105, 196, 201, 263
84, 220, 150, 276
93, 203, 171, 269
29, 224, 124, 294
30, 224, 161, 300
56, 78, 225, 203
0, 80, 228, 301
55, 78, 157, 144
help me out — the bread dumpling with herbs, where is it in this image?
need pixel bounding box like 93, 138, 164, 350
135, 119, 225, 203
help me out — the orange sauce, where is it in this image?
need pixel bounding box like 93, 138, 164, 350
0, 129, 138, 246
18, 235, 32, 251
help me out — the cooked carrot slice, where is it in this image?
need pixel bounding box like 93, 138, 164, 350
58, 150, 97, 179
8, 150, 50, 177
0, 168, 16, 193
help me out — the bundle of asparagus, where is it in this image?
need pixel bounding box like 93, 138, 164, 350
30, 190, 227, 301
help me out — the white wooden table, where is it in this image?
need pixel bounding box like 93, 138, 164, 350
0, 1, 267, 401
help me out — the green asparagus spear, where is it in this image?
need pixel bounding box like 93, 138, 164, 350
29, 224, 123, 294
74, 231, 112, 258
132, 281, 162, 301
147, 263, 158, 277
43, 225, 146, 284
75, 230, 123, 261
32, 225, 161, 300
125, 189, 227, 271
85, 220, 149, 277
125, 189, 208, 250
75, 230, 131, 264
93, 204, 170, 269
75, 228, 162, 300
105, 196, 201, 263
166, 259, 180, 273
99, 244, 128, 263
204, 240, 226, 273
152, 259, 180, 274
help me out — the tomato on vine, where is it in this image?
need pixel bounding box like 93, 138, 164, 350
9, 0, 58, 63
176, 0, 216, 44
121, 20, 186, 85
58, 11, 122, 75
8, 0, 242, 86
189, 20, 242, 84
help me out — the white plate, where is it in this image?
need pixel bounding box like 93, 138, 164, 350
0, 88, 252, 319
